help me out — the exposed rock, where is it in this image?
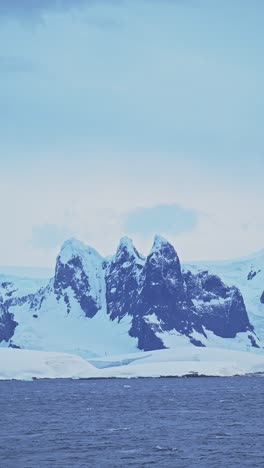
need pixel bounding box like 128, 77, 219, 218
184, 270, 253, 339
105, 237, 144, 321
0, 236, 258, 352
54, 239, 104, 318
260, 291, 264, 304
0, 303, 17, 343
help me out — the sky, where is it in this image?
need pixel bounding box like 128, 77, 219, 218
0, 0, 264, 268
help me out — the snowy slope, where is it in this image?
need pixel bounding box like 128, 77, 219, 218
1, 240, 139, 357
91, 347, 264, 378
0, 237, 263, 357
2, 347, 264, 380
0, 275, 47, 299
0, 348, 100, 380
5, 290, 138, 359
0, 266, 53, 279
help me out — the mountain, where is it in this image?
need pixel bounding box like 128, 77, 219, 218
0, 237, 262, 358
184, 249, 264, 344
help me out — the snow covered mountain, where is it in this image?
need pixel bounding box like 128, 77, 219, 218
0, 237, 262, 358
184, 249, 264, 345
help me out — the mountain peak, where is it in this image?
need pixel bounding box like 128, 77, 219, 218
115, 237, 144, 262
151, 234, 171, 253
58, 238, 102, 265
118, 236, 135, 252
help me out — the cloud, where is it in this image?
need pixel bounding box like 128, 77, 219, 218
123, 204, 199, 237
31, 224, 71, 249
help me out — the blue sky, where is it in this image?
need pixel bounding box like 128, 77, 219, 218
0, 0, 263, 266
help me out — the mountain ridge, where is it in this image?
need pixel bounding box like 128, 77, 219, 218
0, 236, 263, 357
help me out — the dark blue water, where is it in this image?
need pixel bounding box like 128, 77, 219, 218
0, 377, 263, 467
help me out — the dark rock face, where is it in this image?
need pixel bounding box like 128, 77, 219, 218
248, 271, 257, 281
8, 341, 20, 349
130, 238, 205, 349
105, 239, 144, 321
105, 237, 204, 350
0, 282, 52, 346
260, 291, 264, 304
0, 303, 17, 343
54, 256, 99, 318
104, 237, 254, 350
129, 315, 165, 351
0, 237, 257, 351
184, 270, 253, 339
248, 334, 259, 348
247, 270, 261, 281
202, 274, 228, 299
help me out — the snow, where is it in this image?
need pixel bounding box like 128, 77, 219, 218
151, 234, 170, 253
9, 287, 138, 359
115, 236, 145, 265
0, 348, 100, 381
58, 238, 105, 310
2, 346, 264, 381
117, 237, 137, 255
59, 238, 102, 266
154, 326, 258, 354
190, 329, 261, 352
90, 347, 264, 378
1, 239, 264, 361
144, 313, 162, 326
0, 266, 53, 279
0, 275, 48, 299
192, 297, 227, 307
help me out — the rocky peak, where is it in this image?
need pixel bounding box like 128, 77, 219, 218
142, 235, 184, 297
105, 238, 144, 321
115, 237, 144, 265
151, 234, 173, 251
54, 238, 105, 318
0, 236, 259, 353
58, 238, 102, 267
129, 236, 200, 346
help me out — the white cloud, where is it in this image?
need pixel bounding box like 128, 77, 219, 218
123, 204, 199, 236
0, 153, 263, 266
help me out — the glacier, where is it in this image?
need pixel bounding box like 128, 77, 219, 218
2, 347, 264, 380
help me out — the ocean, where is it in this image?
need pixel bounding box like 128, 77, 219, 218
0, 377, 263, 467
